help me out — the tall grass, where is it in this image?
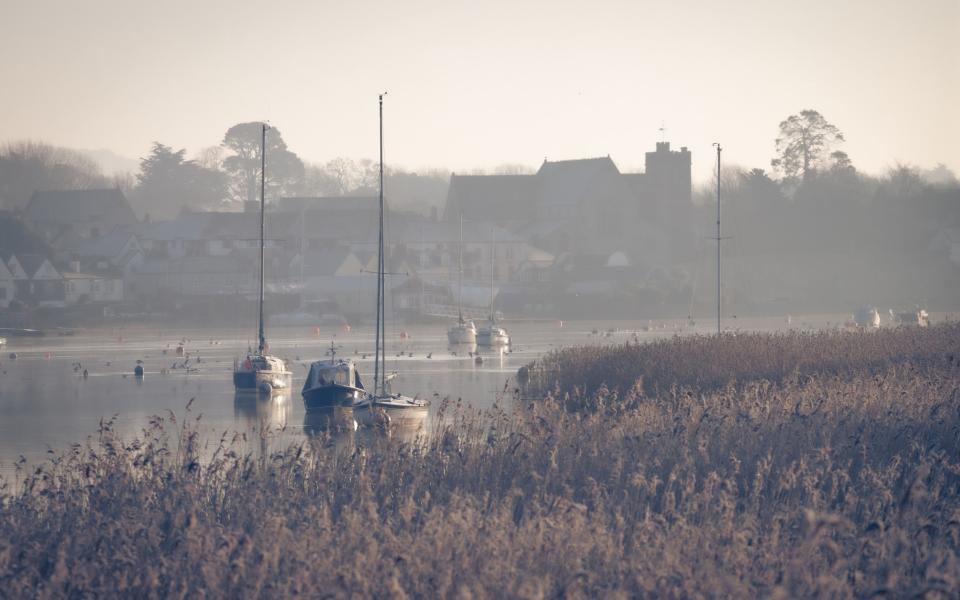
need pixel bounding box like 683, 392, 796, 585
1, 325, 959, 597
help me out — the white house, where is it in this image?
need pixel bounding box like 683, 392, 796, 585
7, 254, 65, 307
0, 260, 15, 308
63, 270, 124, 304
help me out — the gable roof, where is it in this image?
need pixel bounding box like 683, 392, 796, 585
59, 231, 140, 259
536, 156, 626, 209
13, 254, 58, 279
0, 212, 54, 260
25, 189, 137, 228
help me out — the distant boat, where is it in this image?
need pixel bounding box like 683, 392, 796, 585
852, 306, 881, 328
890, 308, 929, 327
353, 94, 429, 427
447, 213, 477, 345
233, 123, 293, 394
477, 225, 510, 347
302, 342, 366, 410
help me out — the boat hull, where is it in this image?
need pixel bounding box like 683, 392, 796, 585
303, 384, 364, 410
234, 370, 292, 393
477, 331, 510, 346
447, 326, 477, 345
353, 395, 430, 427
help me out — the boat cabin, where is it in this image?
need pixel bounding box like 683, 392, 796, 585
237, 354, 288, 373
303, 360, 364, 393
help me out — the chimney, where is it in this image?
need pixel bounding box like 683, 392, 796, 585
70, 260, 81, 273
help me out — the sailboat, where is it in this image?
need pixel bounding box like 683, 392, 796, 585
233, 123, 293, 393
476, 225, 510, 347
354, 93, 429, 427
447, 213, 477, 345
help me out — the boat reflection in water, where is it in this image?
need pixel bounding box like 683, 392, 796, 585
234, 390, 290, 431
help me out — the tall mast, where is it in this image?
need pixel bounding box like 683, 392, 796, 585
258, 123, 267, 354
374, 93, 386, 394
713, 142, 722, 336
489, 225, 495, 322
457, 213, 464, 325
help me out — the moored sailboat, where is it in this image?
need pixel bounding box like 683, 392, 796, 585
354, 93, 429, 427
233, 123, 292, 393
476, 225, 510, 347
447, 213, 477, 345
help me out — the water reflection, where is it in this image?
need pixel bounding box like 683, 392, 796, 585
234, 390, 290, 430
302, 405, 430, 447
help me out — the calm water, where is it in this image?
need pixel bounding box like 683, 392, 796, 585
0, 313, 895, 474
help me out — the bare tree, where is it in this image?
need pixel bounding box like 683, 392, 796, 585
0, 140, 108, 209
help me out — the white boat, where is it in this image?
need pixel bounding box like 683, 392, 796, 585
448, 215, 477, 345
852, 306, 881, 328
890, 308, 930, 327
233, 123, 292, 393
353, 94, 429, 427
476, 225, 510, 347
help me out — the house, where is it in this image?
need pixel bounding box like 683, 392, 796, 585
0, 260, 14, 309
56, 231, 144, 275
25, 188, 137, 244
443, 142, 692, 259
129, 255, 255, 301
0, 212, 53, 307
62, 267, 124, 305
294, 247, 370, 314
7, 254, 65, 307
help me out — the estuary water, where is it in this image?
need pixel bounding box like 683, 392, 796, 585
0, 313, 892, 474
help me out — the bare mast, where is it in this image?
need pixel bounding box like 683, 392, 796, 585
713, 142, 722, 336
258, 123, 267, 354
458, 213, 464, 325
374, 93, 387, 394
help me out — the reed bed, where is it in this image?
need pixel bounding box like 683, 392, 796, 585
1, 325, 959, 598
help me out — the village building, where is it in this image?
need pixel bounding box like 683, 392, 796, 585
7, 254, 65, 307
443, 141, 693, 261
24, 188, 137, 244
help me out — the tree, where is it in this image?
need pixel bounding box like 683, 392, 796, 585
0, 141, 107, 209
221, 123, 304, 206
771, 110, 844, 182
133, 142, 227, 217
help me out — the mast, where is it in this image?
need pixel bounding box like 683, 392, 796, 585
489, 225, 495, 323
258, 123, 267, 354
713, 142, 722, 336
374, 93, 386, 394
457, 213, 464, 325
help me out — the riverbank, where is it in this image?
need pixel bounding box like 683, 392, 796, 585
2, 324, 958, 597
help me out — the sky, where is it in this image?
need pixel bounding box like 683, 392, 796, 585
1, 0, 957, 183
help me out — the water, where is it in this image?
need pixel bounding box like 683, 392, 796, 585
0, 313, 919, 473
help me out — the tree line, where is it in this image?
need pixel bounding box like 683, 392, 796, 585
0, 123, 450, 219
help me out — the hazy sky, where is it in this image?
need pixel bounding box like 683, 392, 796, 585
2, 0, 957, 183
